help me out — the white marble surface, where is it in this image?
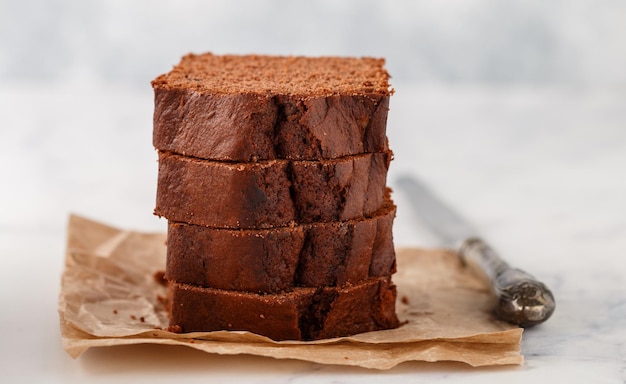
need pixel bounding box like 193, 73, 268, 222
0, 82, 625, 382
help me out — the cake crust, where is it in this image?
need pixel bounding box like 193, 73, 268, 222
152, 53, 391, 161
165, 200, 396, 293
155, 151, 391, 229
168, 276, 400, 341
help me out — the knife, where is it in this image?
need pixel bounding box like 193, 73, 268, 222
396, 175, 555, 327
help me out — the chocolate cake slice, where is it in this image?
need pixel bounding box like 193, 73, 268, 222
168, 276, 400, 341
155, 150, 391, 229
152, 53, 391, 161
165, 199, 396, 293
152, 52, 400, 340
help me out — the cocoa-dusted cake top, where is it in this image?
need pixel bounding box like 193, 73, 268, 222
151, 53, 391, 97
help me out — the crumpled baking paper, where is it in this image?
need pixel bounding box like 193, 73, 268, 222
59, 214, 523, 369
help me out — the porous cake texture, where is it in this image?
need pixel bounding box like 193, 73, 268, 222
152, 53, 392, 161
168, 277, 399, 341
155, 150, 391, 228
152, 52, 400, 341
165, 198, 397, 293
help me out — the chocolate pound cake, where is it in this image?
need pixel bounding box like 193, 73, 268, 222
152, 52, 400, 340
152, 53, 392, 161
168, 276, 400, 341
165, 199, 397, 293
155, 150, 391, 228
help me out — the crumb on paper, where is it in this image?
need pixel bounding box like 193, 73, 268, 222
153, 271, 168, 287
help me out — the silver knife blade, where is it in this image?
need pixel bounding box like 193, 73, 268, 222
395, 175, 477, 248
396, 174, 556, 327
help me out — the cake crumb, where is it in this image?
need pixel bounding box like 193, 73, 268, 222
153, 270, 168, 287
130, 315, 137, 320
140, 316, 145, 323
401, 295, 409, 305
113, 309, 118, 315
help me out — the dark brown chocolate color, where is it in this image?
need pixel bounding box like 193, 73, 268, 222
165, 200, 396, 293
168, 276, 400, 341
155, 151, 391, 229
151, 53, 392, 161
154, 53, 400, 341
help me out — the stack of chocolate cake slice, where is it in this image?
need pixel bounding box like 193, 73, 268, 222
151, 53, 400, 341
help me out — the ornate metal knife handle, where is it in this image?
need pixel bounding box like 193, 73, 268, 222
459, 238, 556, 327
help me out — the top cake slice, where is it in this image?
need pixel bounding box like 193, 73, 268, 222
152, 53, 392, 161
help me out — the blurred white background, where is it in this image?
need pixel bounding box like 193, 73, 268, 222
1, 1, 625, 381
3, 0, 626, 87
1, 0, 625, 236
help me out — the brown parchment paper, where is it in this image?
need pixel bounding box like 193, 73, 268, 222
58, 214, 523, 369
